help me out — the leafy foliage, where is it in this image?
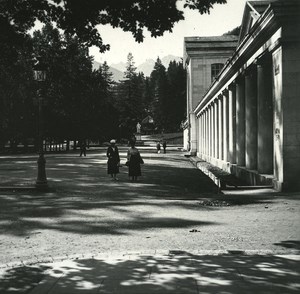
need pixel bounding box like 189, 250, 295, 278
0, 25, 35, 150
0, 0, 222, 148
223, 26, 241, 36
147, 58, 186, 132
1, 0, 227, 51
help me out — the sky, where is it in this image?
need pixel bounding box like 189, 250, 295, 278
89, 0, 248, 66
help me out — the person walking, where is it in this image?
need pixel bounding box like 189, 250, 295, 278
162, 141, 167, 153
107, 139, 120, 180
127, 140, 143, 181
156, 141, 161, 153
79, 140, 87, 157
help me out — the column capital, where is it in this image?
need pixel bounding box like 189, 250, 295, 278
244, 63, 257, 76
255, 51, 272, 66
222, 88, 229, 96
228, 82, 236, 91
235, 72, 245, 83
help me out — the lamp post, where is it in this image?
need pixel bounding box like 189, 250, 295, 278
33, 58, 48, 189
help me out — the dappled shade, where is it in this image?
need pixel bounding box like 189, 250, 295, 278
0, 254, 299, 293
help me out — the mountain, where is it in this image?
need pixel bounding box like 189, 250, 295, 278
92, 60, 102, 71
92, 54, 181, 81
108, 67, 124, 82
110, 62, 126, 73
136, 59, 155, 77
161, 55, 182, 67
136, 55, 182, 76
92, 60, 124, 82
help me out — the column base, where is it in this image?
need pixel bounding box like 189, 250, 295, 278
35, 181, 49, 191
231, 165, 273, 186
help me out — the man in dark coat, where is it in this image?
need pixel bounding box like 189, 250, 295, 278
79, 140, 87, 157
107, 139, 120, 180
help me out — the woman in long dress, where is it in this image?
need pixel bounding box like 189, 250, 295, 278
127, 140, 143, 181
107, 139, 120, 180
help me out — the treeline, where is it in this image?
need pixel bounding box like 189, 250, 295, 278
0, 23, 186, 151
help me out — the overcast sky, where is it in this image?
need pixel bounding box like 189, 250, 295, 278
89, 0, 248, 66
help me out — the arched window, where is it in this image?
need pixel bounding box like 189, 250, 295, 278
211, 63, 224, 81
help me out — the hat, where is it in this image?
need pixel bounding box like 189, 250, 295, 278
110, 139, 116, 144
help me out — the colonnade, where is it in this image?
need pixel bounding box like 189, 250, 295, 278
197, 54, 274, 176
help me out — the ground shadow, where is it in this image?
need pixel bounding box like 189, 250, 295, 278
0, 254, 299, 293
274, 240, 300, 252
0, 150, 292, 239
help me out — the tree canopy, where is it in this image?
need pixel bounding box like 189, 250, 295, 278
1, 0, 227, 51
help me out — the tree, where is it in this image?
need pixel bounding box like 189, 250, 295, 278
149, 58, 169, 131
0, 26, 35, 151
166, 60, 186, 131
1, 0, 227, 51
88, 62, 119, 140
223, 26, 241, 36
114, 53, 146, 137
31, 23, 119, 143
141, 58, 187, 133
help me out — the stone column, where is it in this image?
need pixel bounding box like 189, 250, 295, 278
211, 105, 214, 159
199, 113, 202, 155
211, 103, 215, 158
189, 113, 197, 156
203, 110, 207, 158
223, 89, 229, 162
236, 75, 246, 166
206, 109, 209, 158
209, 105, 213, 158
257, 56, 273, 174
228, 83, 236, 164
197, 115, 200, 154
218, 96, 223, 160
245, 66, 258, 170
214, 99, 219, 159
202, 113, 205, 156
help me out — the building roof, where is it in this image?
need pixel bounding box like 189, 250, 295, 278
183, 35, 238, 64
184, 35, 239, 43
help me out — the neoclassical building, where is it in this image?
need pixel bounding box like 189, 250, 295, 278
183, 0, 300, 191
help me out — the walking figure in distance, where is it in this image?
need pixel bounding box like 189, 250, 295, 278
156, 141, 161, 153
107, 139, 120, 180
163, 141, 167, 153
79, 140, 87, 157
127, 140, 143, 181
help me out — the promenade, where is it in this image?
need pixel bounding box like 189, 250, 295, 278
0, 147, 299, 293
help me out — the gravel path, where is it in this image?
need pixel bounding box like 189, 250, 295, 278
0, 148, 300, 265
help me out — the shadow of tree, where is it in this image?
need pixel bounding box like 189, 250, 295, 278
0, 254, 299, 293
274, 240, 300, 251
0, 150, 289, 239
0, 265, 51, 294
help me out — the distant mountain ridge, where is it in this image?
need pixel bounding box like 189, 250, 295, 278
93, 54, 181, 82
92, 60, 124, 82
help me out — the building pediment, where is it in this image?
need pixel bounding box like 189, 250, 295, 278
239, 0, 278, 44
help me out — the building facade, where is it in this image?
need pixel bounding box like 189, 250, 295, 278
183, 0, 300, 191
